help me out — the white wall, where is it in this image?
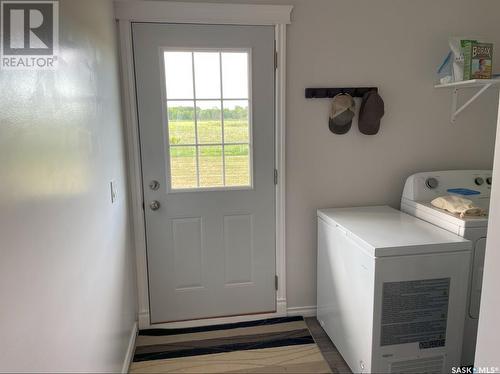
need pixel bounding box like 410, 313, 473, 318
475, 96, 500, 367
0, 1, 137, 371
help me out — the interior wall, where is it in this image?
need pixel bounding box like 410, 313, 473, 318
0, 0, 137, 371
475, 95, 500, 367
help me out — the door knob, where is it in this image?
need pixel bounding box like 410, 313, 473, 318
149, 200, 161, 211
149, 180, 160, 191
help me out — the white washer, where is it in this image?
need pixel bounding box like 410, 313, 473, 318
401, 170, 492, 366
317, 206, 472, 373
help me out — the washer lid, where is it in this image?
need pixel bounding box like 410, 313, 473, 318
318, 205, 471, 257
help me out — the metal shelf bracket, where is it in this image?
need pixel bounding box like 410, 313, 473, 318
450, 83, 493, 123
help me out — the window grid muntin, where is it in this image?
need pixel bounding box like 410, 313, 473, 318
167, 98, 249, 101
190, 52, 201, 187
165, 142, 249, 147
164, 48, 252, 191
219, 52, 227, 185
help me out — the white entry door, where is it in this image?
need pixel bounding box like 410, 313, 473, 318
132, 23, 276, 324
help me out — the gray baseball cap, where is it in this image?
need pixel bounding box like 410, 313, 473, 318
358, 91, 384, 135
329, 94, 355, 134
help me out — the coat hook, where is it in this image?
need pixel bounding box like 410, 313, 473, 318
305, 87, 378, 99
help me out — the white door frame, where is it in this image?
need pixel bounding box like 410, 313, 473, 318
115, 1, 292, 329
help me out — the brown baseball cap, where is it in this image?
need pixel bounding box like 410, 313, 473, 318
328, 93, 355, 134
358, 91, 384, 135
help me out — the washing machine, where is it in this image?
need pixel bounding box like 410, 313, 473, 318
401, 170, 492, 366
317, 206, 472, 373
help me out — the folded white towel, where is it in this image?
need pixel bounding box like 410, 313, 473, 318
431, 195, 486, 218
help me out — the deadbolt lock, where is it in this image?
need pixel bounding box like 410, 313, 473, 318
149, 180, 160, 191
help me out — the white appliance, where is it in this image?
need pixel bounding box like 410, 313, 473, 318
401, 170, 492, 366
317, 206, 472, 373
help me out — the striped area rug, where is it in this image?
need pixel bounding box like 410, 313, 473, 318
130, 316, 331, 373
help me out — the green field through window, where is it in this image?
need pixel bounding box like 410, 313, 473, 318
169, 118, 250, 189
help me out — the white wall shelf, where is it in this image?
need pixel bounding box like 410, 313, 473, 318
435, 79, 500, 123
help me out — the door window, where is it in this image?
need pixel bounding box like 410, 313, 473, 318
163, 50, 252, 191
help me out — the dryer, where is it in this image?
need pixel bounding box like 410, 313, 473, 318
401, 170, 492, 366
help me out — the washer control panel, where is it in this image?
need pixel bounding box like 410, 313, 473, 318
402, 170, 492, 202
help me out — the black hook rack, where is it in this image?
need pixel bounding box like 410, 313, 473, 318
305, 87, 378, 99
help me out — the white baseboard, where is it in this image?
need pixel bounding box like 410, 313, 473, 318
287, 305, 317, 318
121, 321, 138, 374
138, 311, 149, 330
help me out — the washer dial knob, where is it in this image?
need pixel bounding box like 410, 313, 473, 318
475, 177, 484, 186
426, 177, 439, 189
487, 177, 492, 185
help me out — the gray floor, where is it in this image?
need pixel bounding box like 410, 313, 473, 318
305, 317, 352, 374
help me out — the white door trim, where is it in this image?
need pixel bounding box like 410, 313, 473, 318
115, 2, 291, 329
114, 1, 292, 25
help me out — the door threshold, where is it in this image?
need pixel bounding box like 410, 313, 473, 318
141, 303, 287, 329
